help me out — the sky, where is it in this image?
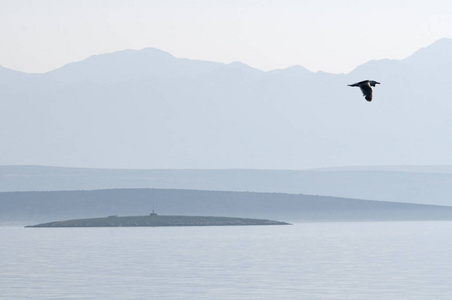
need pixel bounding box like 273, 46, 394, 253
1, 0, 452, 74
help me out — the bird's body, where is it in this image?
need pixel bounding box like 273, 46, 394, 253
348, 80, 380, 102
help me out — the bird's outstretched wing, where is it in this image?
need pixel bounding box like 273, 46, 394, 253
359, 83, 373, 101
348, 80, 369, 87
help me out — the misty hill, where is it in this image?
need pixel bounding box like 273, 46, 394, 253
1, 39, 452, 169
2, 165, 452, 206
3, 188, 452, 225
310, 165, 452, 174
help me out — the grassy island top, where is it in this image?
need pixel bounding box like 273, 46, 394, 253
25, 214, 291, 228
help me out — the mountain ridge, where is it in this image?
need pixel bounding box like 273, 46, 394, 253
1, 39, 452, 169
2, 38, 450, 76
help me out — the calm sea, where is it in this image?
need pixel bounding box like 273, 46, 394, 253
1, 222, 452, 299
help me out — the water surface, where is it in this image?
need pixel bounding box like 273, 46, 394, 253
1, 222, 452, 299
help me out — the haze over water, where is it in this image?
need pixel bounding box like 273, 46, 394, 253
2, 222, 452, 299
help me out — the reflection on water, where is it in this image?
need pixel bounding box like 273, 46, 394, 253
1, 222, 452, 299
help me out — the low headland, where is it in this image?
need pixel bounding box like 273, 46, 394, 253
25, 214, 290, 228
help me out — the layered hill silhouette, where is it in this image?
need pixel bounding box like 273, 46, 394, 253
1, 39, 452, 169
2, 165, 452, 206
4, 188, 452, 224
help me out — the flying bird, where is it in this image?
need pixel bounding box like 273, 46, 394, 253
348, 80, 380, 102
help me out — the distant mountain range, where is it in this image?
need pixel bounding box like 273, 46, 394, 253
1, 39, 452, 169
2, 165, 452, 206
4, 188, 452, 224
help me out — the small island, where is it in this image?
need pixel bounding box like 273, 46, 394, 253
25, 214, 290, 228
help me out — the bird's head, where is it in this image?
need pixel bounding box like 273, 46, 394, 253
369, 81, 380, 87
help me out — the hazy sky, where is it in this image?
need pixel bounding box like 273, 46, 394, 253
2, 0, 452, 74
